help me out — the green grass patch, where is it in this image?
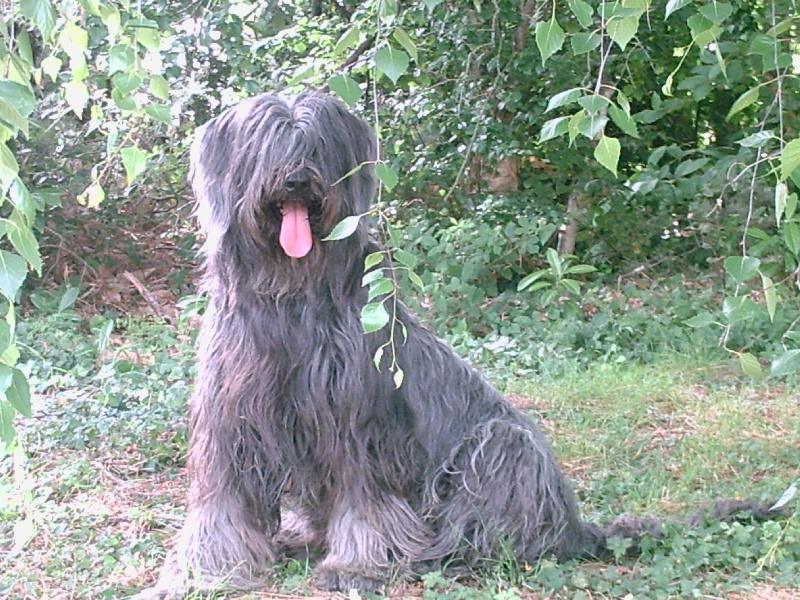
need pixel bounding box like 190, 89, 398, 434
1, 309, 797, 599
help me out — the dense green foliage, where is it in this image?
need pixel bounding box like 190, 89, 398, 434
0, 0, 797, 477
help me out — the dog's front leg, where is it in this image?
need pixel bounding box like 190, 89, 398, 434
315, 492, 429, 593
134, 390, 283, 598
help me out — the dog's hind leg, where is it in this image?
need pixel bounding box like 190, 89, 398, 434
421, 418, 604, 568
315, 492, 430, 592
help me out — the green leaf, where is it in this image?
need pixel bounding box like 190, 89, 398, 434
724, 256, 760, 283
102, 6, 122, 39
684, 312, 716, 328
571, 31, 601, 54
393, 367, 404, 389
539, 116, 570, 143
578, 94, 610, 114
561, 278, 581, 295
0, 321, 10, 356
783, 221, 800, 255
0, 401, 15, 444
362, 268, 384, 286
361, 301, 390, 333
687, 14, 719, 47
368, 278, 394, 302
608, 16, 639, 50
364, 252, 384, 270
775, 182, 788, 226
608, 104, 639, 137
379, 0, 398, 19
770, 349, 800, 377
0, 98, 29, 137
149, 75, 170, 101
374, 45, 409, 84
145, 103, 171, 124
594, 134, 620, 176
737, 130, 774, 148
0, 80, 36, 118
9, 179, 35, 221
5, 368, 30, 417
781, 139, 800, 182
408, 270, 424, 289
770, 480, 798, 511
113, 72, 143, 95
327, 74, 362, 108
722, 296, 759, 324
566, 264, 597, 274
120, 146, 149, 184
546, 88, 584, 113
333, 26, 360, 57
63, 80, 89, 116
373, 346, 384, 370
727, 85, 760, 119
545, 247, 562, 275
665, 0, 691, 18
135, 28, 161, 52
79, 181, 105, 208
58, 22, 89, 60
567, 0, 594, 27
8, 210, 41, 274
698, 2, 733, 24
787, 193, 798, 221
393, 27, 418, 62
376, 163, 398, 191
20, 0, 57, 38
286, 63, 318, 86
577, 113, 607, 139
518, 270, 547, 292
761, 274, 777, 322
108, 44, 135, 74
674, 157, 709, 177
394, 248, 416, 268
58, 286, 80, 312
0, 142, 20, 188
325, 215, 364, 241
568, 111, 586, 145
535, 19, 565, 66
0, 250, 28, 300
79, 0, 102, 17
738, 352, 763, 379
40, 55, 61, 80
111, 88, 137, 111
422, 0, 443, 9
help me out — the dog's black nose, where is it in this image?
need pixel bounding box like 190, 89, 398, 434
284, 171, 311, 192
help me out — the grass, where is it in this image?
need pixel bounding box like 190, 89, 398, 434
0, 310, 798, 600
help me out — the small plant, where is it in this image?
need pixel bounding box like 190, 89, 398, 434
517, 248, 597, 306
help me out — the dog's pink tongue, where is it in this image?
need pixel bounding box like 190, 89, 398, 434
279, 202, 313, 258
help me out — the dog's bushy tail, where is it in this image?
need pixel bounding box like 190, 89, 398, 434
589, 498, 789, 559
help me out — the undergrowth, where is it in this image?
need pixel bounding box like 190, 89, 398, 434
0, 280, 798, 599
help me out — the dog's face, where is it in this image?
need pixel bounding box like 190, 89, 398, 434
191, 93, 378, 260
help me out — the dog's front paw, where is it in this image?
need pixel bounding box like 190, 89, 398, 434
315, 569, 385, 593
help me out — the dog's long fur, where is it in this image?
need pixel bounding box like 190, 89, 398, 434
135, 93, 775, 599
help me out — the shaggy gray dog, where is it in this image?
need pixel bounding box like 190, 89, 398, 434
135, 93, 766, 599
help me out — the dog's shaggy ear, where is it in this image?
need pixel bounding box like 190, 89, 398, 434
191, 121, 230, 255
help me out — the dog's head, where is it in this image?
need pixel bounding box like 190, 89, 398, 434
191, 92, 378, 260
